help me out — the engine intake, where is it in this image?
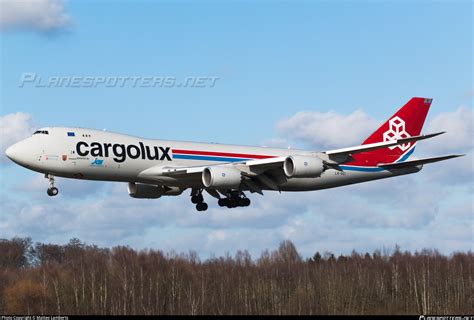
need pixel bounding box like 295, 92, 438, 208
128, 182, 182, 199
283, 155, 324, 178
202, 166, 242, 189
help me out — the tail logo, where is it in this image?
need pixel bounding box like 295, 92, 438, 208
383, 116, 411, 151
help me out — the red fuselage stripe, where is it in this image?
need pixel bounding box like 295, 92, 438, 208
172, 149, 276, 159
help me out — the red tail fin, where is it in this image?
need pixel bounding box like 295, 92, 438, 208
352, 97, 432, 166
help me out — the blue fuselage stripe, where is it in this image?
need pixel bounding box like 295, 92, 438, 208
397, 146, 415, 163
338, 165, 385, 172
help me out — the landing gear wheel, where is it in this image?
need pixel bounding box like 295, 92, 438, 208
221, 191, 251, 208
196, 202, 208, 211
191, 195, 200, 204
47, 187, 58, 197
191, 190, 204, 204
45, 174, 58, 197
227, 198, 237, 208
240, 198, 251, 207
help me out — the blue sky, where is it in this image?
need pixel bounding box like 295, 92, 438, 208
0, 0, 472, 257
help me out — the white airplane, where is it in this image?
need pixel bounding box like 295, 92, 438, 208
5, 97, 463, 211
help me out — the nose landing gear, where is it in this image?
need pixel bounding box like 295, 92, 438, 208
46, 174, 59, 197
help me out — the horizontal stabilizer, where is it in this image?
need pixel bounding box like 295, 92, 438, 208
378, 154, 464, 170
326, 131, 445, 159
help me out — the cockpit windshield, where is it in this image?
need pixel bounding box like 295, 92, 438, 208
33, 130, 49, 135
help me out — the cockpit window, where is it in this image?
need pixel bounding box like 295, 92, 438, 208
33, 130, 49, 135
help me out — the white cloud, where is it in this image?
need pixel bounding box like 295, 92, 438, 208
274, 105, 473, 153
274, 106, 473, 186
0, 0, 71, 32
0, 112, 36, 164
3, 172, 469, 258
276, 109, 378, 150
418, 106, 473, 186
0, 107, 472, 258
424, 106, 473, 154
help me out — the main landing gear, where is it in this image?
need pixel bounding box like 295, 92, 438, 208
46, 174, 59, 197
218, 191, 251, 208
191, 189, 251, 211
191, 189, 208, 212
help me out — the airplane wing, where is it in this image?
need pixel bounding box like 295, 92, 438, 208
137, 131, 447, 193
237, 131, 445, 170
377, 154, 464, 170
138, 132, 445, 176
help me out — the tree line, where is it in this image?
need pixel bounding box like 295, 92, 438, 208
0, 237, 471, 315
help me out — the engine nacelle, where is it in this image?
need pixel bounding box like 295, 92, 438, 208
128, 182, 183, 199
202, 166, 242, 189
283, 155, 325, 178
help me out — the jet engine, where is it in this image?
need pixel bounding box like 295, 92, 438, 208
202, 166, 242, 189
128, 182, 183, 199
283, 155, 325, 178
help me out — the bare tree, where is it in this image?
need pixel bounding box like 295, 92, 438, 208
0, 238, 471, 315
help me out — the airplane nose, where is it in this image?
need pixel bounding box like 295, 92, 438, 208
5, 141, 29, 165
5, 144, 18, 160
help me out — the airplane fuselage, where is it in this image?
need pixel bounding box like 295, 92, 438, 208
6, 126, 420, 192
